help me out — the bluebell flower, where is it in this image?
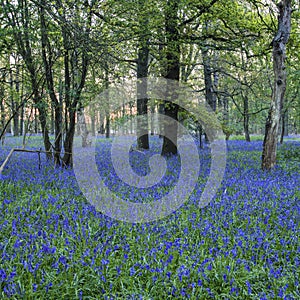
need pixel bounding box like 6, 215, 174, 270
0, 269, 7, 281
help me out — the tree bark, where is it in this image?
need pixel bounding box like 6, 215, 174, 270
4, 0, 52, 158
201, 20, 217, 113
161, 0, 180, 156
10, 67, 20, 136
243, 95, 251, 142
280, 107, 288, 144
262, 0, 291, 170
77, 107, 91, 147
136, 0, 150, 149
62, 51, 89, 167
0, 77, 5, 144
150, 103, 155, 136
104, 66, 110, 139
40, 1, 62, 165
202, 46, 217, 112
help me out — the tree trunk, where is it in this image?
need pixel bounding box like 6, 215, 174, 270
262, 0, 291, 170
77, 107, 91, 147
105, 115, 110, 138
129, 102, 134, 134
161, 0, 180, 156
104, 67, 110, 139
5, 0, 52, 159
202, 43, 217, 112
223, 95, 229, 126
137, 78, 149, 149
150, 103, 155, 135
280, 108, 288, 144
91, 114, 96, 136
50, 104, 55, 135
201, 24, 217, 144
244, 95, 251, 142
158, 102, 164, 138
0, 79, 5, 144
61, 19, 89, 167
53, 102, 62, 166
20, 69, 24, 136
40, 1, 62, 164
14, 65, 20, 136
136, 0, 149, 149
90, 105, 96, 136
34, 107, 38, 134
198, 122, 203, 149
62, 109, 76, 167
37, 101, 52, 159
10, 68, 20, 136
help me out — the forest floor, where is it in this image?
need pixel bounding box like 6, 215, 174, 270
0, 135, 299, 299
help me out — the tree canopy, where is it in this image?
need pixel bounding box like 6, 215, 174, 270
0, 0, 299, 167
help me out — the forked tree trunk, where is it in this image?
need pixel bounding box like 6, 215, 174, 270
262, 0, 291, 170
40, 1, 62, 165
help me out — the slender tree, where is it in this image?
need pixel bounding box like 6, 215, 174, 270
2, 0, 52, 158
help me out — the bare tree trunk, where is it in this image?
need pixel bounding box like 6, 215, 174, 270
20, 106, 24, 136
77, 107, 91, 147
262, 0, 291, 170
150, 103, 155, 136
158, 102, 164, 138
202, 24, 217, 144
14, 64, 20, 136
20, 66, 25, 136
0, 78, 5, 145
34, 107, 38, 134
244, 95, 251, 142
62, 109, 76, 167
280, 107, 288, 144
129, 102, 134, 134
50, 104, 54, 135
104, 67, 110, 139
90, 105, 96, 136
10, 67, 20, 136
136, 0, 150, 149
40, 1, 62, 164
105, 115, 110, 138
4, 0, 52, 159
161, 0, 180, 156
61, 30, 89, 167
202, 24, 217, 113
223, 95, 229, 127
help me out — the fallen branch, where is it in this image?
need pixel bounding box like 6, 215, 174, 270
0, 147, 76, 174
0, 148, 44, 175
